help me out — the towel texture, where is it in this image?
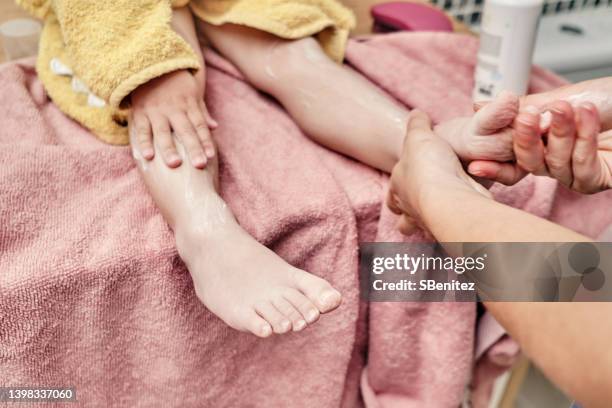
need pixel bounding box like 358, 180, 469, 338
190, 0, 355, 63
2, 33, 612, 407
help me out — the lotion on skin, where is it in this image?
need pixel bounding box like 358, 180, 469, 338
473, 0, 544, 101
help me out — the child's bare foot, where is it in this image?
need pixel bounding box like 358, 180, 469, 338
175, 198, 342, 338
435, 91, 520, 162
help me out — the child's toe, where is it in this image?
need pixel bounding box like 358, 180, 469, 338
272, 297, 307, 332
283, 289, 320, 324
291, 269, 341, 313
255, 302, 292, 334
244, 309, 273, 338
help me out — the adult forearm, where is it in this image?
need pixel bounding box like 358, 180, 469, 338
418, 186, 588, 243
393, 105, 612, 406
418, 188, 612, 406
485, 302, 612, 408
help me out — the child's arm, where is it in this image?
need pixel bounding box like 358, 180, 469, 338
17, 0, 215, 168
130, 6, 217, 169
26, 0, 202, 106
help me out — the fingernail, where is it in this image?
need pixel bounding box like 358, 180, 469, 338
142, 148, 154, 159
168, 154, 182, 166
293, 320, 307, 331
469, 168, 486, 177
193, 155, 207, 168
523, 105, 539, 114
205, 147, 215, 158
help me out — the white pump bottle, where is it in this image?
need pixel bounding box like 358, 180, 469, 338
473, 0, 544, 101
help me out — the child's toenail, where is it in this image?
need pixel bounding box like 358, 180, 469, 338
293, 320, 306, 331
319, 290, 341, 308
261, 324, 272, 337
307, 310, 319, 323
281, 320, 292, 332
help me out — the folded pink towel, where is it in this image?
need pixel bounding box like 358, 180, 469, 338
1, 32, 611, 407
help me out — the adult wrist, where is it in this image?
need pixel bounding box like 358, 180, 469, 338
416, 179, 486, 229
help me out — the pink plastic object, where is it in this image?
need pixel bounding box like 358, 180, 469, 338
371, 2, 453, 33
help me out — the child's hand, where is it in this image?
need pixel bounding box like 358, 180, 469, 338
130, 69, 218, 169
434, 91, 519, 164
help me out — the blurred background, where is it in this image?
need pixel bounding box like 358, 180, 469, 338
1, 0, 610, 407
3, 0, 612, 80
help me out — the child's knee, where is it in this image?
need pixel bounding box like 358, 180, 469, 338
250, 37, 331, 89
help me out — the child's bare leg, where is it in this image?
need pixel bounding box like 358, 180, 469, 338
130, 129, 341, 337
200, 23, 408, 172
200, 23, 522, 172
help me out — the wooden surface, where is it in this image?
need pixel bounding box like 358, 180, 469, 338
499, 356, 531, 408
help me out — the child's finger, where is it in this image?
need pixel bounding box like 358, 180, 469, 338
572, 104, 601, 193
199, 100, 218, 129
468, 160, 527, 186
150, 115, 182, 168
544, 101, 576, 187
169, 113, 207, 169
132, 111, 154, 160
513, 109, 547, 175
188, 101, 216, 159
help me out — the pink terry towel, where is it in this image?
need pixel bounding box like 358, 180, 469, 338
1, 32, 611, 407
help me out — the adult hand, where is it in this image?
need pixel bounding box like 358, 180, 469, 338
469, 102, 612, 193
387, 110, 491, 235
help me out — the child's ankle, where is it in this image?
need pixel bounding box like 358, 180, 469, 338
174, 194, 235, 245
434, 119, 471, 160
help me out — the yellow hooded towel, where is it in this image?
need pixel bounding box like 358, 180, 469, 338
17, 0, 356, 145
